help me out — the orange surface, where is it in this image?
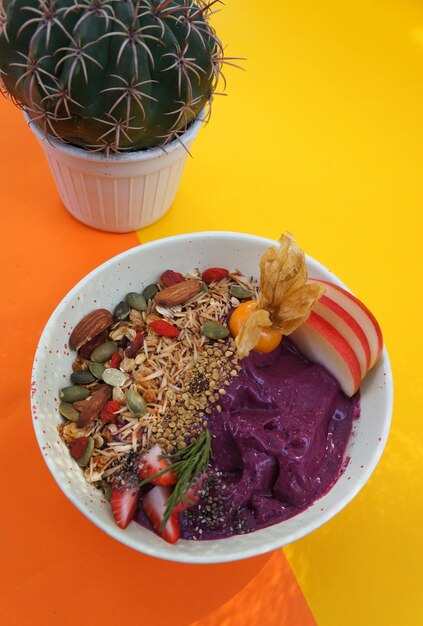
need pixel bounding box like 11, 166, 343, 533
0, 102, 314, 625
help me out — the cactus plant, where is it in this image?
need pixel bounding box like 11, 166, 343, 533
0, 0, 227, 153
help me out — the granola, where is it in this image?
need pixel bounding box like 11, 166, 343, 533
58, 269, 258, 492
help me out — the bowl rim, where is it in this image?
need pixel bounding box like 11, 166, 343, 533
31, 231, 393, 563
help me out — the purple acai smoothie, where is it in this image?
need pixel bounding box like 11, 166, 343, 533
174, 338, 359, 539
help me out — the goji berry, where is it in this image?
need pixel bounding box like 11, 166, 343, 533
160, 270, 185, 286
202, 267, 229, 284
110, 351, 122, 369
70, 436, 88, 459
149, 320, 180, 338
101, 400, 121, 424
124, 331, 144, 358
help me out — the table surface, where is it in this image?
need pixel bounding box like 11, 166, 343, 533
1, 1, 422, 625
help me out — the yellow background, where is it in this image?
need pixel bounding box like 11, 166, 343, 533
141, 1, 423, 624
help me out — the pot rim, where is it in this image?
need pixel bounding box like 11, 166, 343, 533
24, 106, 207, 163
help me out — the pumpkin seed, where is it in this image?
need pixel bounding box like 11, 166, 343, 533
142, 283, 159, 300
202, 322, 230, 340
91, 341, 117, 363
113, 300, 130, 320
230, 286, 253, 300
70, 370, 95, 385
59, 385, 90, 403
76, 436, 95, 467
102, 368, 127, 387
201, 282, 209, 293
103, 483, 113, 502
89, 362, 105, 379
125, 292, 147, 311
59, 402, 80, 422
126, 389, 148, 417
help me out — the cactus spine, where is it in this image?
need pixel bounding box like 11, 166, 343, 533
0, 0, 226, 152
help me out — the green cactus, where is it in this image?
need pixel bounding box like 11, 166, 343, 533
0, 0, 226, 152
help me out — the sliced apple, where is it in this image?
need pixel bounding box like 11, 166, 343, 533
312, 295, 371, 378
291, 311, 362, 397
308, 279, 383, 369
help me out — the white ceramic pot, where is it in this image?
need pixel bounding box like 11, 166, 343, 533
26, 111, 205, 233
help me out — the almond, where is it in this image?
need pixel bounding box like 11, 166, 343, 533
155, 280, 202, 307
77, 385, 112, 428
69, 309, 114, 351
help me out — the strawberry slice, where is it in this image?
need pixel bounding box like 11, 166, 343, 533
110, 484, 140, 529
138, 443, 177, 486
143, 485, 180, 544
174, 474, 205, 513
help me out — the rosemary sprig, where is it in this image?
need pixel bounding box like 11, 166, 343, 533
140, 428, 211, 529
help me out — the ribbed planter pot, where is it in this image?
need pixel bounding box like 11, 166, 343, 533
26, 111, 205, 233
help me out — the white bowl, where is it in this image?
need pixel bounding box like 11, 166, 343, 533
31, 232, 393, 563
